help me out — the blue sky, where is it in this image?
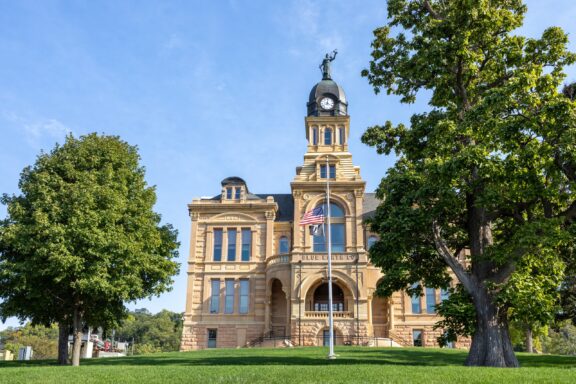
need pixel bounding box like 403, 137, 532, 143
1, 0, 575, 330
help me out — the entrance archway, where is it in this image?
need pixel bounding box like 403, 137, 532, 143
270, 279, 287, 337
313, 283, 345, 312
371, 280, 390, 338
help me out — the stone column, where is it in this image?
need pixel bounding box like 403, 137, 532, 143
265, 210, 275, 261
222, 228, 228, 260
367, 290, 374, 336
354, 189, 364, 252
292, 190, 302, 252
185, 213, 200, 314
283, 287, 291, 335
251, 227, 258, 261
264, 297, 271, 335
388, 298, 395, 331
235, 227, 241, 261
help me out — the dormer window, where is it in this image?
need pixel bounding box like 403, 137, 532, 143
320, 164, 336, 179
221, 177, 249, 201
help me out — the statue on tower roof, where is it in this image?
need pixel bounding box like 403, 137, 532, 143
319, 50, 338, 80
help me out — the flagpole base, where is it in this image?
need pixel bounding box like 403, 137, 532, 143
327, 354, 336, 360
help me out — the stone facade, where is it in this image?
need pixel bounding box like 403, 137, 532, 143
180, 68, 469, 351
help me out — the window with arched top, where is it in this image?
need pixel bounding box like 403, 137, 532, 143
279, 236, 289, 254
367, 235, 378, 250
312, 202, 345, 252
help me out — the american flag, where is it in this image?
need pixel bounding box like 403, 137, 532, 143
299, 206, 325, 225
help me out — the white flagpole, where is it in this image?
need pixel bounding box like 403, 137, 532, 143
326, 156, 336, 359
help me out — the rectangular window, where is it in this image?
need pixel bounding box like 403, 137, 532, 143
239, 279, 249, 314
227, 229, 237, 261
312, 128, 318, 145
426, 287, 436, 313
320, 165, 336, 179
234, 187, 241, 200
226, 187, 232, 199
411, 285, 421, 314
313, 223, 344, 253
213, 229, 222, 261
279, 236, 289, 254
413, 329, 423, 347
225, 280, 235, 314
440, 288, 450, 302
241, 229, 251, 261
324, 128, 332, 145
339, 127, 345, 144
210, 279, 220, 314
207, 329, 217, 348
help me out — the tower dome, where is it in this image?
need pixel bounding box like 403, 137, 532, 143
307, 51, 348, 117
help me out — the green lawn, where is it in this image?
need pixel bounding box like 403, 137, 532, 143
0, 347, 575, 383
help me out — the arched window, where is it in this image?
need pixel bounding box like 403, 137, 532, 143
367, 235, 378, 250
279, 236, 289, 254
312, 202, 345, 252
313, 283, 344, 311
324, 128, 332, 145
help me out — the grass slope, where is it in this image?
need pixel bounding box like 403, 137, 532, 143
0, 347, 575, 383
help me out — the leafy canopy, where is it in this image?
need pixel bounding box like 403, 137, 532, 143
361, 0, 576, 365
0, 133, 179, 331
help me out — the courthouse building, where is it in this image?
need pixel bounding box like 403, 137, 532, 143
180, 59, 461, 350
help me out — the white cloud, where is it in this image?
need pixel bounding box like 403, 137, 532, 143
1, 111, 72, 147
318, 35, 344, 52
24, 118, 71, 141
294, 0, 320, 37
280, 0, 345, 55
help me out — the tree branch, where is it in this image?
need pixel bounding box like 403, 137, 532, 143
432, 221, 474, 292
423, 0, 445, 20
491, 261, 516, 285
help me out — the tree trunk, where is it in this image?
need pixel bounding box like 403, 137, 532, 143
71, 308, 83, 367
57, 322, 70, 365
525, 326, 533, 353
465, 288, 519, 367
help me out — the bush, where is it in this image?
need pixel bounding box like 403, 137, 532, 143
542, 321, 576, 355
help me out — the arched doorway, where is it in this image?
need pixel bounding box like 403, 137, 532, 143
270, 279, 287, 337
372, 292, 389, 338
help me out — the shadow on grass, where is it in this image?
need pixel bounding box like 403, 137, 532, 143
1, 347, 574, 369
79, 347, 468, 367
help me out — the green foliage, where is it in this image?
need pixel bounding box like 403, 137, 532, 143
508, 322, 546, 352
362, 0, 576, 366
434, 285, 476, 347
542, 321, 576, 355
115, 309, 182, 353
0, 133, 180, 361
0, 323, 59, 359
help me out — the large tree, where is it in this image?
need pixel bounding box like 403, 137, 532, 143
0, 133, 179, 366
362, 0, 576, 367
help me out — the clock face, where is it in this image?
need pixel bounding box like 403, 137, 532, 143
320, 97, 334, 110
